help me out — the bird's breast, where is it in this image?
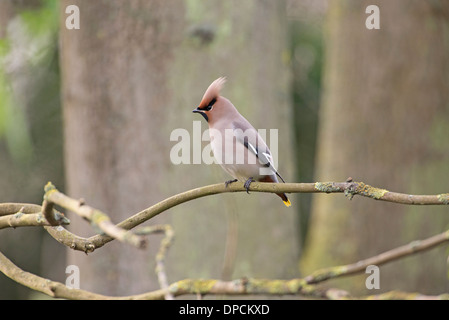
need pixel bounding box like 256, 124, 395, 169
209, 128, 265, 180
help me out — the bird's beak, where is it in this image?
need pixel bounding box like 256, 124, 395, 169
192, 107, 208, 122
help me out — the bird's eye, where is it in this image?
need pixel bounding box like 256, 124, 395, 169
205, 98, 216, 111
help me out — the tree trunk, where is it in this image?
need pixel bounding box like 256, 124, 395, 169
301, 0, 449, 294
61, 0, 298, 296
60, 0, 187, 295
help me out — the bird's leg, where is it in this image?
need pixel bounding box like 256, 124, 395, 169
224, 179, 238, 188
243, 177, 254, 194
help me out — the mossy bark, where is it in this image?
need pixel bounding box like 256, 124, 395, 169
301, 0, 449, 294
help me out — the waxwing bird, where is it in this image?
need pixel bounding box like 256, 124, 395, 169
193, 77, 291, 207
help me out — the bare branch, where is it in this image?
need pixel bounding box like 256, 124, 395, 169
43, 182, 147, 249
1, 246, 447, 300
0, 250, 115, 300
42, 180, 449, 253
3, 218, 449, 299
44, 225, 96, 253
0, 203, 43, 215
0, 203, 69, 230
0, 212, 70, 230
2, 180, 448, 299
122, 180, 449, 234
304, 229, 449, 284
358, 291, 449, 300
41, 199, 58, 226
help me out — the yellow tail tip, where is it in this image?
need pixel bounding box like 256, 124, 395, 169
283, 199, 292, 207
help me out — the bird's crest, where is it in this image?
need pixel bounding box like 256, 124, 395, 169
199, 77, 226, 109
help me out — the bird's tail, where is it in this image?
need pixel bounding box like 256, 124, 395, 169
276, 193, 291, 207
259, 175, 291, 207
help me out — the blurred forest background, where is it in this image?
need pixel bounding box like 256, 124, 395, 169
0, 0, 448, 299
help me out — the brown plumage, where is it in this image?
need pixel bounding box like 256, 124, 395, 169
193, 77, 291, 207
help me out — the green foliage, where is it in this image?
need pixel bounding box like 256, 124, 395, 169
0, 75, 33, 163
0, 0, 59, 164
0, 38, 10, 138
20, 0, 59, 37
0, 39, 33, 163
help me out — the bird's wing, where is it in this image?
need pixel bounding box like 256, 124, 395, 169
232, 120, 285, 182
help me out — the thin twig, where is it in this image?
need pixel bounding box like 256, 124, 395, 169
134, 225, 175, 300
221, 202, 238, 281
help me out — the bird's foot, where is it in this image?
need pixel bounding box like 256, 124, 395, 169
243, 177, 254, 194
224, 179, 238, 188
